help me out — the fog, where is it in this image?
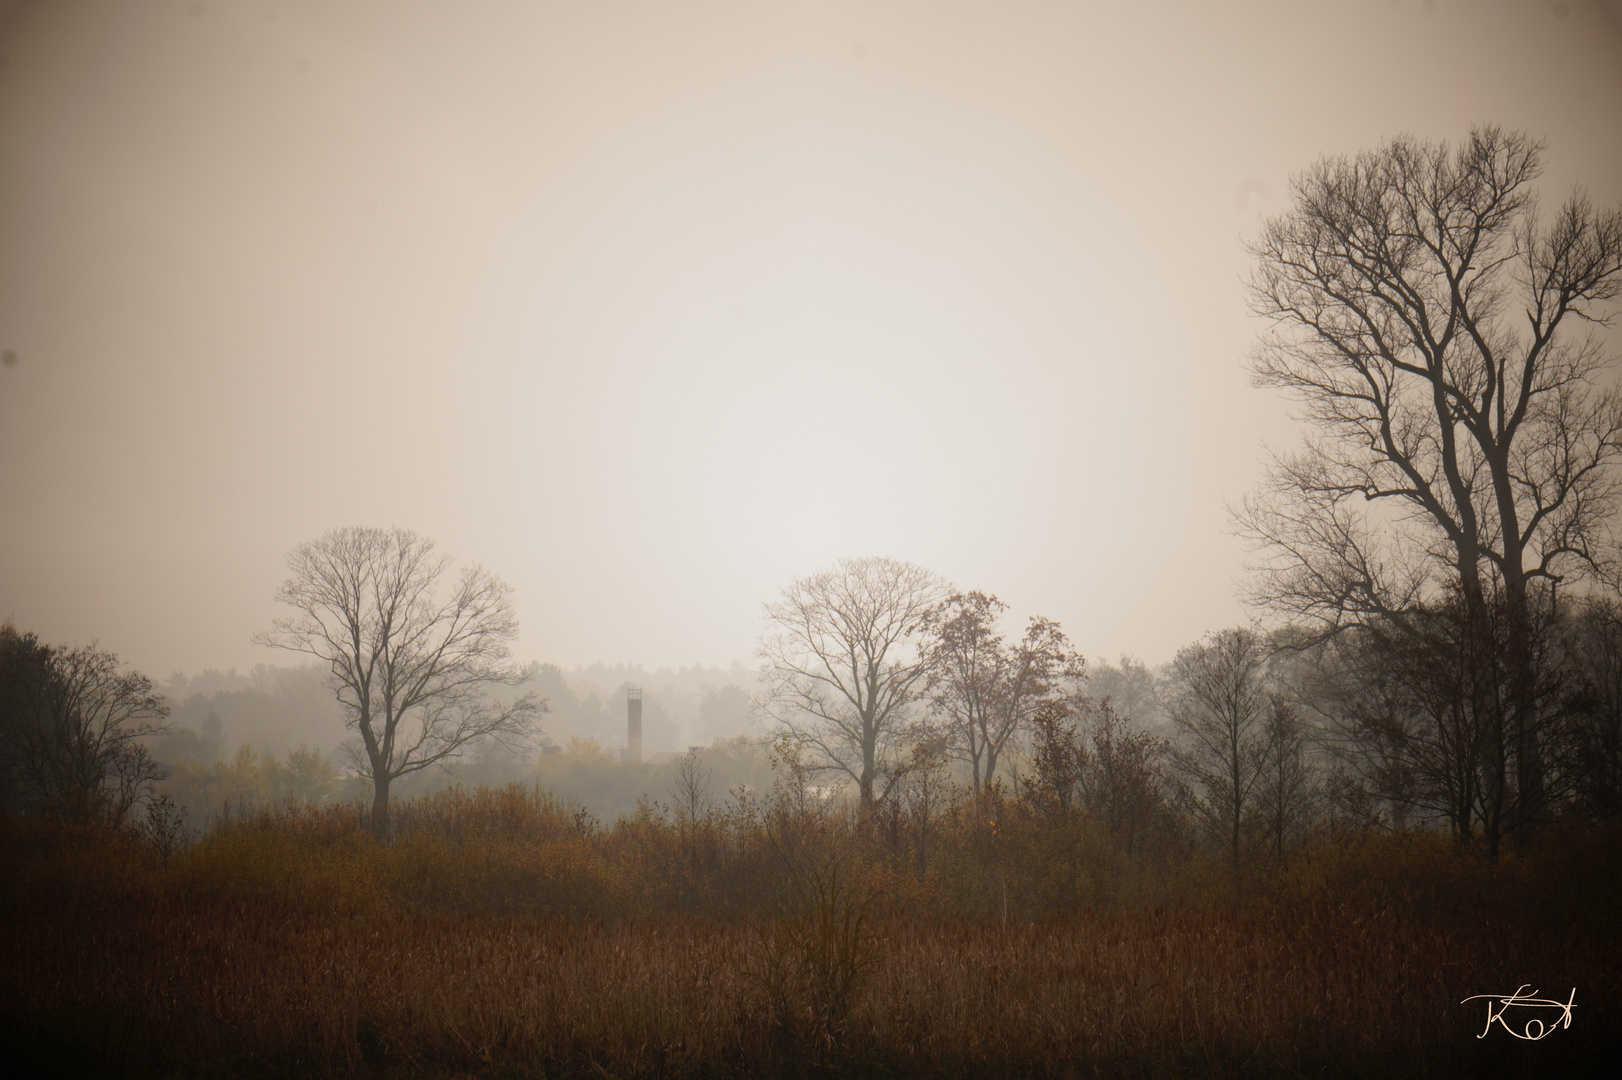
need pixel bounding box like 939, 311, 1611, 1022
153, 659, 761, 761
145, 658, 772, 824
2, 0, 1620, 684
6, 10, 1620, 1064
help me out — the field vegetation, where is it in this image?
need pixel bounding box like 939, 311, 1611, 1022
3, 769, 1616, 1079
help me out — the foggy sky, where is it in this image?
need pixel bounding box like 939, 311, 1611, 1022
2, 0, 1620, 680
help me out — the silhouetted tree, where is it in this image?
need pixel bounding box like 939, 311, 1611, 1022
1305, 583, 1574, 854
1026, 702, 1083, 822
1024, 697, 1179, 858
255, 527, 545, 836
1253, 695, 1315, 860
757, 557, 947, 813
0, 622, 169, 824
1165, 628, 1269, 869
1562, 593, 1622, 821
1236, 126, 1622, 843
1087, 654, 1165, 732
901, 736, 951, 873
1075, 699, 1177, 856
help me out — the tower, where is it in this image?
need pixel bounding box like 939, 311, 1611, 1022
626, 686, 643, 763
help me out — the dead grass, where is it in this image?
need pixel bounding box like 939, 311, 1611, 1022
1, 799, 1616, 1078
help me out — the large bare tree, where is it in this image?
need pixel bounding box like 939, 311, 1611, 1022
256, 527, 544, 835
1236, 126, 1622, 840
757, 557, 948, 812
918, 591, 1084, 795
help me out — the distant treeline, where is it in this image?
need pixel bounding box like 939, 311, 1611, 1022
155, 659, 760, 763
145, 656, 1163, 830
156, 734, 778, 833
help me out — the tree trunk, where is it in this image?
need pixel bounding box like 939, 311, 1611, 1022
1454, 563, 1507, 858
1502, 574, 1544, 849
371, 772, 392, 839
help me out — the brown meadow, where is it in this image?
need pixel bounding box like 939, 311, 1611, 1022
2, 787, 1617, 1078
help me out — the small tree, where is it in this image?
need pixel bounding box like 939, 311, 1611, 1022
0, 622, 169, 824
1563, 594, 1622, 821
1164, 628, 1270, 869
1253, 695, 1315, 860
255, 527, 545, 836
757, 557, 948, 813
1087, 655, 1166, 732
918, 592, 1084, 795
1075, 698, 1175, 856
1025, 698, 1175, 855
902, 736, 951, 874
270, 745, 340, 806
1026, 701, 1083, 822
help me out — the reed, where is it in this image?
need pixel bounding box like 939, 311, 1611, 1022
1, 792, 1615, 1077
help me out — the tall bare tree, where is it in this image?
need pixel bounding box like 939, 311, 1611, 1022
1164, 628, 1270, 869
918, 591, 1084, 794
757, 557, 947, 812
1236, 127, 1622, 840
1253, 695, 1315, 861
255, 527, 544, 835
0, 622, 169, 824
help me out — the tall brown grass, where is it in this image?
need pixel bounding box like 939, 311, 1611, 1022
2, 787, 1616, 1077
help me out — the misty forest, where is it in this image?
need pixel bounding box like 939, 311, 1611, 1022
4, 5, 1622, 1079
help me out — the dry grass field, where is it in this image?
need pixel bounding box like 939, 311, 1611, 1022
2, 789, 1616, 1078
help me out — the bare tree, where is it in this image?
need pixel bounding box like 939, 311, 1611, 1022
918, 591, 1084, 794
1308, 585, 1576, 853
1562, 593, 1622, 822
1078, 699, 1177, 856
757, 557, 948, 813
1024, 697, 1177, 856
1237, 126, 1622, 841
1253, 695, 1315, 861
1026, 701, 1084, 822
255, 527, 544, 835
1164, 628, 1270, 869
1087, 654, 1166, 733
0, 622, 169, 824
901, 736, 951, 874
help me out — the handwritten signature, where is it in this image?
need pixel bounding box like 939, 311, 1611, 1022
1460, 986, 1576, 1040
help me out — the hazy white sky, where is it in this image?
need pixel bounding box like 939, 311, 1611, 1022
2, 0, 1620, 679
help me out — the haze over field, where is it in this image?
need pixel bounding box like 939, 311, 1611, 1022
2, 0, 1620, 680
